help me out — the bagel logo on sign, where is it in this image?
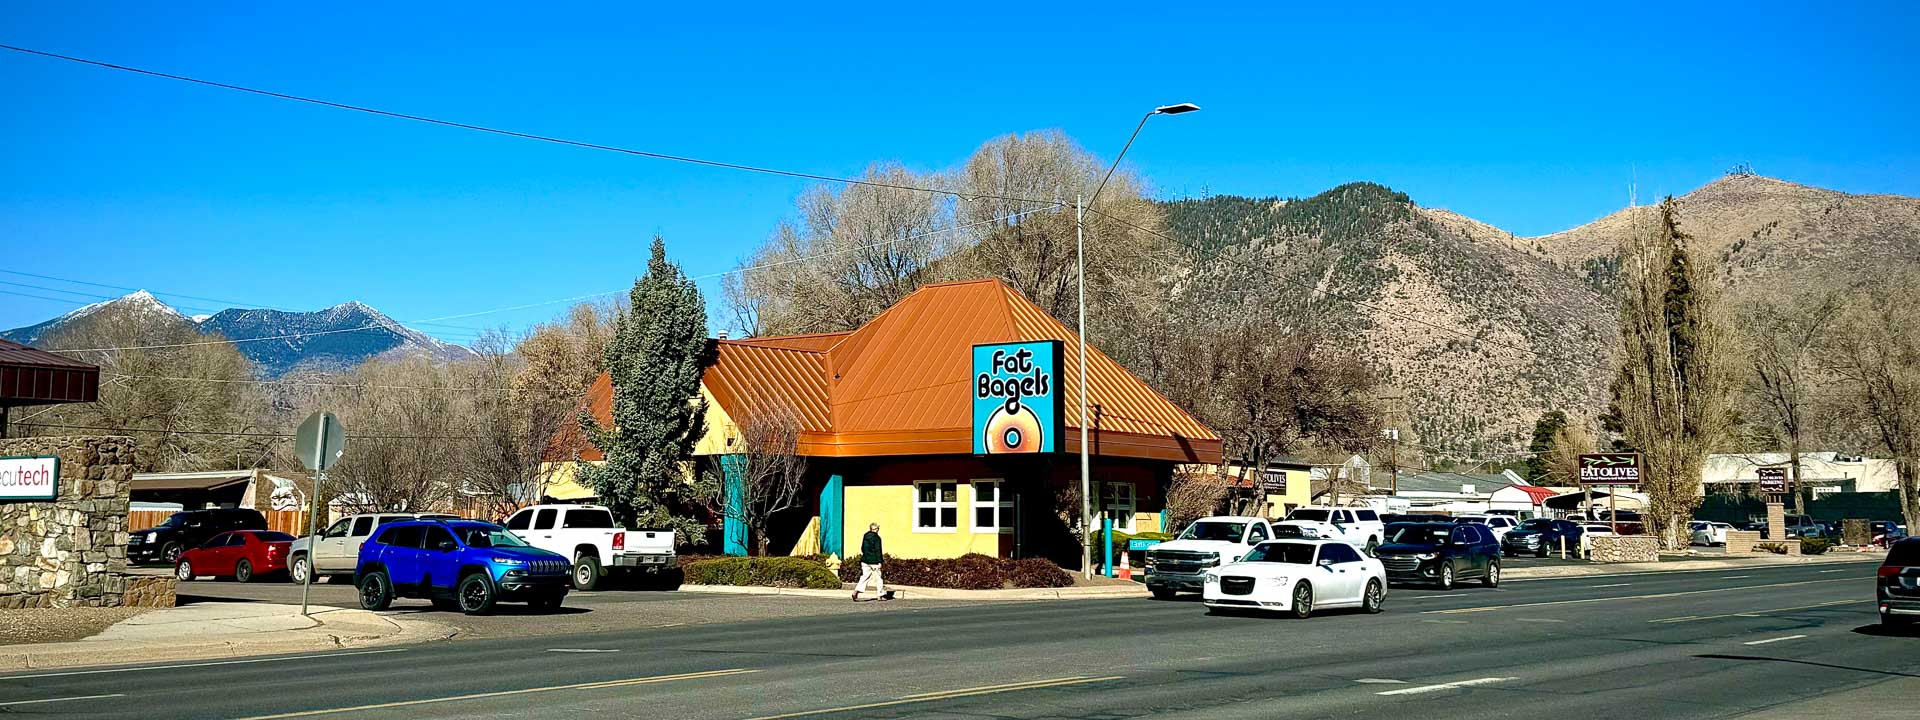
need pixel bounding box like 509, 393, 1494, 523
973, 340, 1062, 455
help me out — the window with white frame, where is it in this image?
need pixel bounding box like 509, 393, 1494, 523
1099, 482, 1137, 533
914, 481, 958, 532
971, 480, 1013, 533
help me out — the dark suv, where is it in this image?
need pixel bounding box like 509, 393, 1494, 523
1878, 538, 1920, 628
355, 519, 571, 614
1376, 522, 1501, 589
1502, 518, 1585, 557
127, 508, 268, 565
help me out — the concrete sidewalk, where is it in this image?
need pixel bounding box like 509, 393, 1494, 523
0, 603, 455, 671
1505, 549, 1883, 580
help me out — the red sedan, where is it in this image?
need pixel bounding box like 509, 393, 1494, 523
175, 530, 296, 583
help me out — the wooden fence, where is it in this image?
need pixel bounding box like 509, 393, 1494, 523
127, 509, 316, 535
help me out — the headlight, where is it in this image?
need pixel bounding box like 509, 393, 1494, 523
491, 557, 528, 565
1298, 528, 1320, 538
1204, 574, 1220, 584
1202, 552, 1220, 566
1414, 553, 1438, 560
147, 532, 158, 543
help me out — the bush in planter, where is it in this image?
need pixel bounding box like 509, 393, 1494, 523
834, 554, 1011, 590
1007, 558, 1074, 588
683, 557, 841, 589
1800, 538, 1831, 555
1754, 542, 1790, 555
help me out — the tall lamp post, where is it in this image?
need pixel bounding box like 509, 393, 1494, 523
1078, 102, 1200, 578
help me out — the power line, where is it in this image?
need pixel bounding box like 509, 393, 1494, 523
100, 372, 584, 395
15, 422, 484, 440
0, 43, 1061, 208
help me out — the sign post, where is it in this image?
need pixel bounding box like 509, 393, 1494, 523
294, 411, 347, 618
1578, 453, 1642, 536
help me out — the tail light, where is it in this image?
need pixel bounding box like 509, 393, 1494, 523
613, 532, 625, 551
1880, 566, 1906, 578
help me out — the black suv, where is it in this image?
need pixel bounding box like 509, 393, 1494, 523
1879, 537, 1920, 628
1375, 522, 1502, 590
127, 508, 268, 565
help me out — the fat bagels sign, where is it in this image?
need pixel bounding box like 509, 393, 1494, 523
0, 455, 61, 502
1577, 453, 1642, 485
972, 340, 1063, 455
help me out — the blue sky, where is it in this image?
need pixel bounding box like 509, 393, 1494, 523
3, 2, 1915, 342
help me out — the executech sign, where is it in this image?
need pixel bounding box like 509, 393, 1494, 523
973, 340, 1062, 455
0, 456, 60, 502
1577, 453, 1642, 485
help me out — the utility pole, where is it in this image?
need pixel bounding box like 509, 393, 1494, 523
1386, 428, 1401, 497
1076, 194, 1092, 579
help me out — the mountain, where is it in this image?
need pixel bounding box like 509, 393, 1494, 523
1163, 184, 1614, 461
1161, 175, 1920, 462
2, 293, 475, 376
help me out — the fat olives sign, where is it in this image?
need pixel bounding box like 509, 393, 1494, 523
1577, 453, 1642, 485
973, 340, 1063, 455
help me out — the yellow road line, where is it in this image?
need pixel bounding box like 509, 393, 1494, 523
745, 675, 1125, 720
1649, 599, 1860, 624
234, 668, 758, 720
1424, 578, 1854, 615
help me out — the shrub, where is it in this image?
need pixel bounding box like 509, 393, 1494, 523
683, 557, 841, 589
1755, 542, 1790, 555
1007, 558, 1074, 588
835, 554, 1010, 590
1800, 538, 1831, 555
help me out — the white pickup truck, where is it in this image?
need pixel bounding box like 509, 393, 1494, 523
1144, 516, 1277, 599
1273, 506, 1387, 555
504, 504, 676, 590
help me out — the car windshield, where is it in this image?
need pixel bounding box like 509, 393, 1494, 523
1180, 521, 1247, 541
1288, 509, 1329, 522
1385, 524, 1450, 545
1241, 543, 1316, 564
255, 531, 296, 542
162, 514, 191, 527
1518, 519, 1554, 530
456, 525, 528, 548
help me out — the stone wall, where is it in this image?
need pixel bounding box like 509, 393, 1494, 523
0, 435, 142, 608
1726, 530, 1761, 554
1588, 535, 1660, 563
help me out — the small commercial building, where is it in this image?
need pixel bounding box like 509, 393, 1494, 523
544, 279, 1222, 568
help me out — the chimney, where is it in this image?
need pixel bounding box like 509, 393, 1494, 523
717, 330, 729, 340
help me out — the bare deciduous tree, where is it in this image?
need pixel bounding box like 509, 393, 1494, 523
1739, 290, 1842, 513
698, 402, 810, 556
1822, 272, 1920, 531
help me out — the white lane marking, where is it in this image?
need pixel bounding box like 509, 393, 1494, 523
1428, 578, 1853, 615
1516, 618, 1566, 623
1355, 678, 1408, 684
1650, 599, 1858, 624
0, 694, 126, 707
0, 648, 406, 680
1743, 634, 1808, 646
546, 648, 620, 653
1377, 677, 1516, 696
1722, 575, 1751, 579
1817, 569, 1847, 574
1590, 583, 1632, 588
1421, 619, 1470, 624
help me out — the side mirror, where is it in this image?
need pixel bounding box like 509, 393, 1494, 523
1318, 558, 1334, 568
436, 540, 457, 552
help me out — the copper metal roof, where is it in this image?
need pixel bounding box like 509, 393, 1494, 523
0, 338, 100, 407
563, 279, 1221, 464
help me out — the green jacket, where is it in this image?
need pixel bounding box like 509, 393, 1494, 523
860, 531, 883, 564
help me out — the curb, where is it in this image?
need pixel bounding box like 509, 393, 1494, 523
1503, 552, 1882, 581
0, 610, 456, 672
679, 583, 1147, 601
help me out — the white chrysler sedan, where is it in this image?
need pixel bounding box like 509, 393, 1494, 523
1202, 539, 1387, 618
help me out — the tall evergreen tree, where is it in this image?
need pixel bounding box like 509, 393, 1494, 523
578, 238, 712, 544
1522, 411, 1569, 482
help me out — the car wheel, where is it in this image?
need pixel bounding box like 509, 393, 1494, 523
234, 559, 253, 583
1150, 586, 1177, 600
1290, 581, 1314, 619
1483, 560, 1500, 588
290, 555, 311, 585
572, 554, 603, 591
162, 543, 183, 565
1438, 563, 1455, 591
458, 573, 498, 615
358, 570, 393, 611
1364, 537, 1380, 557
1362, 579, 1385, 614
175, 559, 194, 581
1535, 544, 1549, 558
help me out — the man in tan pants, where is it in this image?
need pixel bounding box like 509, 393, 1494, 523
853, 522, 889, 601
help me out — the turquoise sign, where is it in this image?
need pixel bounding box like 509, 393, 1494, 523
972, 340, 1062, 455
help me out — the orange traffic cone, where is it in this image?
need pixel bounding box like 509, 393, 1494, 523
1118, 551, 1132, 580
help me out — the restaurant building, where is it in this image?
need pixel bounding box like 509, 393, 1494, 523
542, 279, 1221, 568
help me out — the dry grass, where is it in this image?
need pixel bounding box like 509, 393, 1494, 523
0, 606, 152, 646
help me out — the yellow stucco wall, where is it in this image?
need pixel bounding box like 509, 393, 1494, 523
536, 460, 601, 501
842, 483, 1005, 559
1264, 468, 1312, 519
691, 385, 737, 457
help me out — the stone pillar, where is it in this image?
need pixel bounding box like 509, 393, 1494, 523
0, 435, 135, 608
1766, 502, 1785, 541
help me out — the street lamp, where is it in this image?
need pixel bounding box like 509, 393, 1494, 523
1078, 102, 1199, 578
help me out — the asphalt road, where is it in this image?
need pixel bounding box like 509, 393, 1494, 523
4, 562, 1913, 719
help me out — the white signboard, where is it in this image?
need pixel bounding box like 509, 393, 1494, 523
0, 456, 60, 501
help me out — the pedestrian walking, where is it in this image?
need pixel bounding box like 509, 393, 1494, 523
853, 522, 891, 601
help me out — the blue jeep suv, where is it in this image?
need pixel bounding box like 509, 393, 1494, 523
355, 519, 571, 614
